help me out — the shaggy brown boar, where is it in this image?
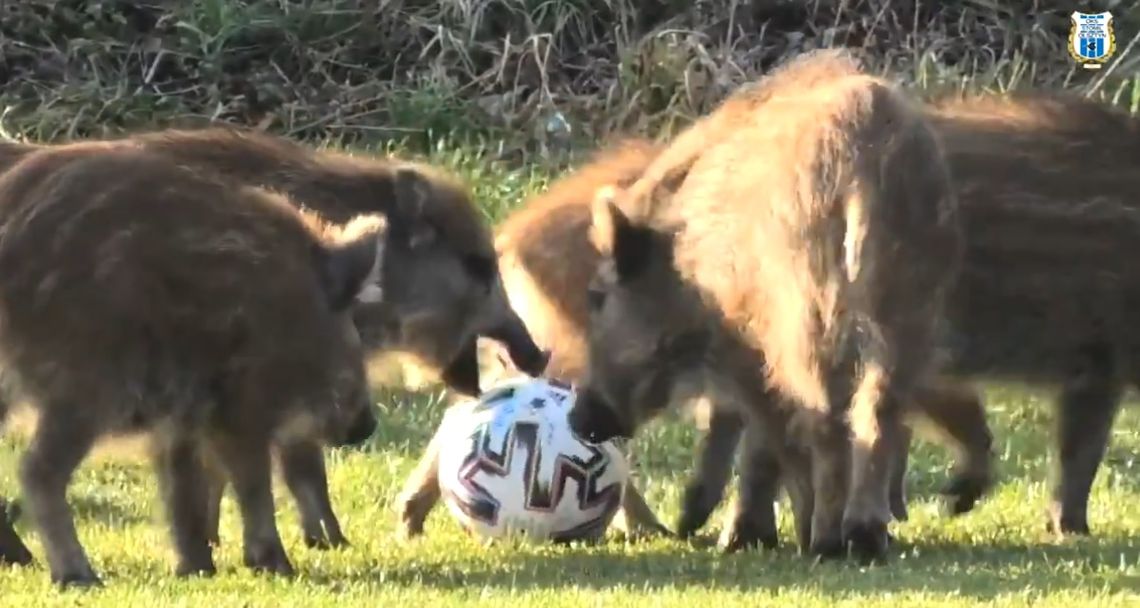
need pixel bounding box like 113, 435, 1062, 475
410, 133, 989, 551
480, 133, 991, 550
1, 128, 551, 551
656, 90, 1140, 543
392, 139, 675, 539
5, 130, 549, 389
0, 143, 387, 586
920, 91, 1140, 537
565, 49, 963, 561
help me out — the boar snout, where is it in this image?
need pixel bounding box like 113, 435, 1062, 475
333, 394, 378, 448
568, 388, 630, 444
484, 312, 550, 377
440, 338, 482, 397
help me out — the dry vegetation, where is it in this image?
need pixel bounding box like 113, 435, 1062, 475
1, 2, 1140, 604
2, 0, 1139, 163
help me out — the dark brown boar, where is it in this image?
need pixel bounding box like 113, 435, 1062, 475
0, 142, 387, 586
920, 90, 1140, 537
657, 89, 1140, 544
480, 130, 995, 550
3, 127, 551, 552
8, 128, 548, 390
431, 132, 991, 550
392, 139, 675, 539
566, 48, 964, 561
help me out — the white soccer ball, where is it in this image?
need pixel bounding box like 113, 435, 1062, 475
435, 376, 629, 542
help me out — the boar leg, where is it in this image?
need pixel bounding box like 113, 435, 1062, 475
19, 410, 100, 587
0, 396, 33, 567
611, 481, 671, 539
888, 423, 911, 522
153, 436, 216, 576
395, 430, 443, 539
842, 361, 904, 563
717, 423, 781, 553
780, 446, 816, 553
807, 367, 855, 561
677, 407, 745, 539
277, 440, 348, 549
0, 498, 32, 566
210, 434, 294, 576
909, 379, 995, 516
1049, 355, 1123, 537
203, 468, 225, 547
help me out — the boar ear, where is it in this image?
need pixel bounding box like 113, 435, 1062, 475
319, 215, 387, 312
590, 186, 654, 281
393, 167, 438, 248
393, 167, 430, 220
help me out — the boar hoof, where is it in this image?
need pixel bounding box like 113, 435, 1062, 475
940, 474, 990, 516
0, 543, 33, 566
244, 544, 295, 577
0, 533, 33, 567
175, 559, 217, 578
842, 519, 890, 564
613, 520, 673, 542
717, 520, 778, 554
395, 494, 433, 541
807, 535, 846, 561
1046, 503, 1091, 537
53, 569, 102, 589
675, 485, 720, 539
304, 531, 350, 550
888, 493, 908, 522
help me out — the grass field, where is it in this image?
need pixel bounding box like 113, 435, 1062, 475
0, 144, 1138, 607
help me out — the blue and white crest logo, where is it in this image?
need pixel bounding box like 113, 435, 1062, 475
1069, 11, 1116, 69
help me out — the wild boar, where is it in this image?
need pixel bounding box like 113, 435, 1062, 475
1, 128, 550, 551
566, 48, 963, 561
0, 142, 386, 586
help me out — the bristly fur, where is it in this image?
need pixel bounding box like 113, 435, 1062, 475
0, 127, 550, 556
568, 48, 963, 561
493, 138, 664, 380
485, 133, 994, 547
921, 90, 1140, 536
0, 143, 385, 585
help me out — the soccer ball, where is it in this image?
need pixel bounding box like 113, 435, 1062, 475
435, 376, 629, 542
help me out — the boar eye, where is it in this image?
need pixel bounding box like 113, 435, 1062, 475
587, 286, 607, 312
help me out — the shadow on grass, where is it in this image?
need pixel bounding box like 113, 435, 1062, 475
298, 536, 1140, 599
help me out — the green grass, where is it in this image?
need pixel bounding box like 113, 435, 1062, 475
0, 146, 1138, 607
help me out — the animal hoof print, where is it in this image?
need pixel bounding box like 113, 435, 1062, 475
843, 521, 890, 564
